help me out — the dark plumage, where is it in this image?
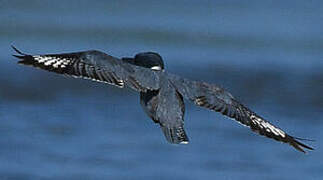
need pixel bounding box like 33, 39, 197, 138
12, 46, 314, 153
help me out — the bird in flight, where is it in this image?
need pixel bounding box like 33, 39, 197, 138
12, 46, 313, 153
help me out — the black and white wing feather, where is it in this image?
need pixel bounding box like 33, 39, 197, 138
168, 73, 313, 153
12, 46, 160, 92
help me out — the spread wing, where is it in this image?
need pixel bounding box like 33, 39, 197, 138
12, 46, 160, 92
168, 73, 313, 153
155, 79, 189, 144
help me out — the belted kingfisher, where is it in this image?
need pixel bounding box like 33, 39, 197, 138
12, 46, 313, 153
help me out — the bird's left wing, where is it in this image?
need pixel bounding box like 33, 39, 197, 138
12, 46, 160, 92
167, 73, 313, 153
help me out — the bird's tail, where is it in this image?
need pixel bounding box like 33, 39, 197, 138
161, 126, 189, 144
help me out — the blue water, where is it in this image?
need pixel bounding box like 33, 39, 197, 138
0, 1, 322, 179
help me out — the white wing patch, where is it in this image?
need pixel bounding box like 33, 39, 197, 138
250, 115, 286, 138
32, 55, 125, 88
33, 55, 71, 68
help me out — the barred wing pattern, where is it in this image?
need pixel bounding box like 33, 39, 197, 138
168, 73, 313, 153
12, 46, 160, 92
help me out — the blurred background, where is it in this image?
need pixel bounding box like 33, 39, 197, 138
0, 0, 322, 179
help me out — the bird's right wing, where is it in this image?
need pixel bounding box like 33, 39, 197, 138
167, 73, 313, 153
12, 46, 160, 92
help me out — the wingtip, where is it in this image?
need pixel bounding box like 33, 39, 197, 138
290, 136, 314, 154
11, 46, 33, 64
11, 45, 27, 56
12, 54, 24, 59
293, 136, 316, 142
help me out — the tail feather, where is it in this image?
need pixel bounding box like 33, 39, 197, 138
161, 126, 189, 144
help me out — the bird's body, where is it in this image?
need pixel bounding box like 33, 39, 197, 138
12, 46, 313, 153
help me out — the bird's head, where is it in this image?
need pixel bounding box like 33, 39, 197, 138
133, 52, 164, 71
